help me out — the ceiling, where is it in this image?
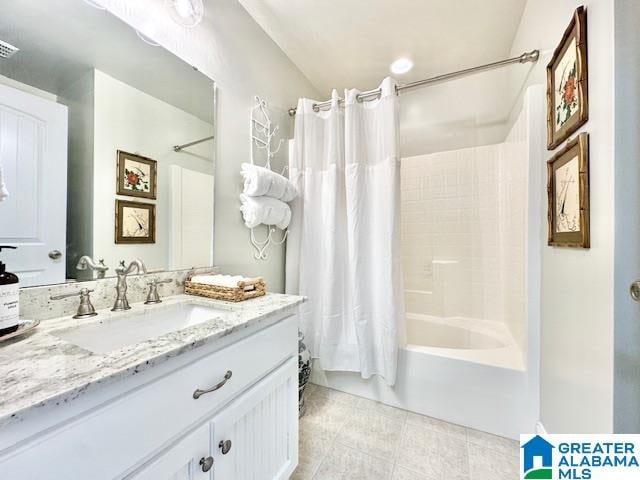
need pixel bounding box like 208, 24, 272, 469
237, 0, 527, 97
0, 0, 214, 123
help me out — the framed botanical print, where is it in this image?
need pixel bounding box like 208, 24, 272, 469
115, 200, 156, 244
116, 150, 157, 199
546, 6, 588, 150
547, 133, 589, 248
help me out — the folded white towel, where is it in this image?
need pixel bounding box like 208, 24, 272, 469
0, 163, 8, 202
239, 194, 291, 230
191, 274, 247, 287
241, 163, 297, 202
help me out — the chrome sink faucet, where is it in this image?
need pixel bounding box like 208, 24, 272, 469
76, 256, 109, 279
112, 259, 147, 311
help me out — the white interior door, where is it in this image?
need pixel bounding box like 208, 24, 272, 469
170, 165, 214, 270
0, 83, 68, 286
615, 0, 640, 433
211, 358, 298, 480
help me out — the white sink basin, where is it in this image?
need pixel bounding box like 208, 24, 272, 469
53, 303, 230, 354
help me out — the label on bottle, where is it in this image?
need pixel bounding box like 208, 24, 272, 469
0, 283, 19, 329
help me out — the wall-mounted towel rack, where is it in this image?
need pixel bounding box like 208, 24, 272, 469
248, 96, 288, 260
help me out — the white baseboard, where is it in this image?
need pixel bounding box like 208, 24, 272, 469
536, 421, 548, 435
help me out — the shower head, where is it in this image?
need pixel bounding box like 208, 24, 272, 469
0, 40, 19, 59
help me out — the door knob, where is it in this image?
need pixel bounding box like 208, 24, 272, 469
219, 439, 232, 455
49, 250, 63, 260
630, 281, 640, 301
199, 456, 214, 472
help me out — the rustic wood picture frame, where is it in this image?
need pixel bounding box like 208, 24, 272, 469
546, 6, 588, 150
547, 133, 590, 248
116, 150, 158, 199
115, 199, 156, 244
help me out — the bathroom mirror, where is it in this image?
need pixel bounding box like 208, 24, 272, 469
0, 0, 216, 287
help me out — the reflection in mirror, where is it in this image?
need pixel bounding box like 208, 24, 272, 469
0, 0, 216, 287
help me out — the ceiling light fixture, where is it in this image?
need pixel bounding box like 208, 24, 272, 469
167, 0, 205, 28
390, 58, 414, 75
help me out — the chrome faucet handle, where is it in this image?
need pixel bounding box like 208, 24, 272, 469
145, 278, 172, 305
50, 288, 97, 319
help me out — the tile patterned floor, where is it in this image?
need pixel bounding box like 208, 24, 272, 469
291, 384, 519, 480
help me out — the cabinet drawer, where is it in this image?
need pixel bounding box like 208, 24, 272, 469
0, 314, 297, 480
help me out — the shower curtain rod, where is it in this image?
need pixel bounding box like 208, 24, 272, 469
173, 135, 215, 152
287, 49, 540, 117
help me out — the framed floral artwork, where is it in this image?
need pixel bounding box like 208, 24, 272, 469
116, 150, 157, 199
546, 6, 588, 150
547, 133, 589, 248
115, 200, 156, 244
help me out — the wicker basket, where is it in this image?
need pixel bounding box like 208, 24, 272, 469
184, 275, 266, 302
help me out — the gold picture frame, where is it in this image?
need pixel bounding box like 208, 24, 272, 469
547, 133, 589, 248
546, 6, 588, 150
116, 150, 158, 199
115, 200, 156, 244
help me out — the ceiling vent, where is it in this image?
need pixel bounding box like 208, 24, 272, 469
0, 40, 19, 59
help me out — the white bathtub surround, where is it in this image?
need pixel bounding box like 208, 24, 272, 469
401, 121, 528, 353
287, 77, 404, 385
293, 384, 518, 480
241, 162, 297, 201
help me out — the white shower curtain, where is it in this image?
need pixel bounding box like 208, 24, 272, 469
286, 78, 403, 385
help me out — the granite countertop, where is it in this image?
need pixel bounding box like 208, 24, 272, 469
0, 293, 304, 428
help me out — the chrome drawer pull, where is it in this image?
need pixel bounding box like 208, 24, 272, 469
193, 370, 233, 399
200, 456, 214, 472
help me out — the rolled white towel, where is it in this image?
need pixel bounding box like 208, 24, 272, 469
241, 163, 297, 202
0, 163, 8, 202
239, 194, 291, 230
191, 274, 247, 287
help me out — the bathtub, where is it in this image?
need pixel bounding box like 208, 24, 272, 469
310, 313, 536, 439
405, 313, 525, 370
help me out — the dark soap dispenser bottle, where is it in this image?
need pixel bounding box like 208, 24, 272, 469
0, 246, 19, 336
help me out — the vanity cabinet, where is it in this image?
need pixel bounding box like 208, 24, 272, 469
132, 358, 298, 480
0, 312, 299, 480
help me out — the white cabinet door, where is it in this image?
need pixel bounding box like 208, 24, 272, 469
212, 357, 298, 480
131, 423, 212, 480
0, 83, 68, 286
